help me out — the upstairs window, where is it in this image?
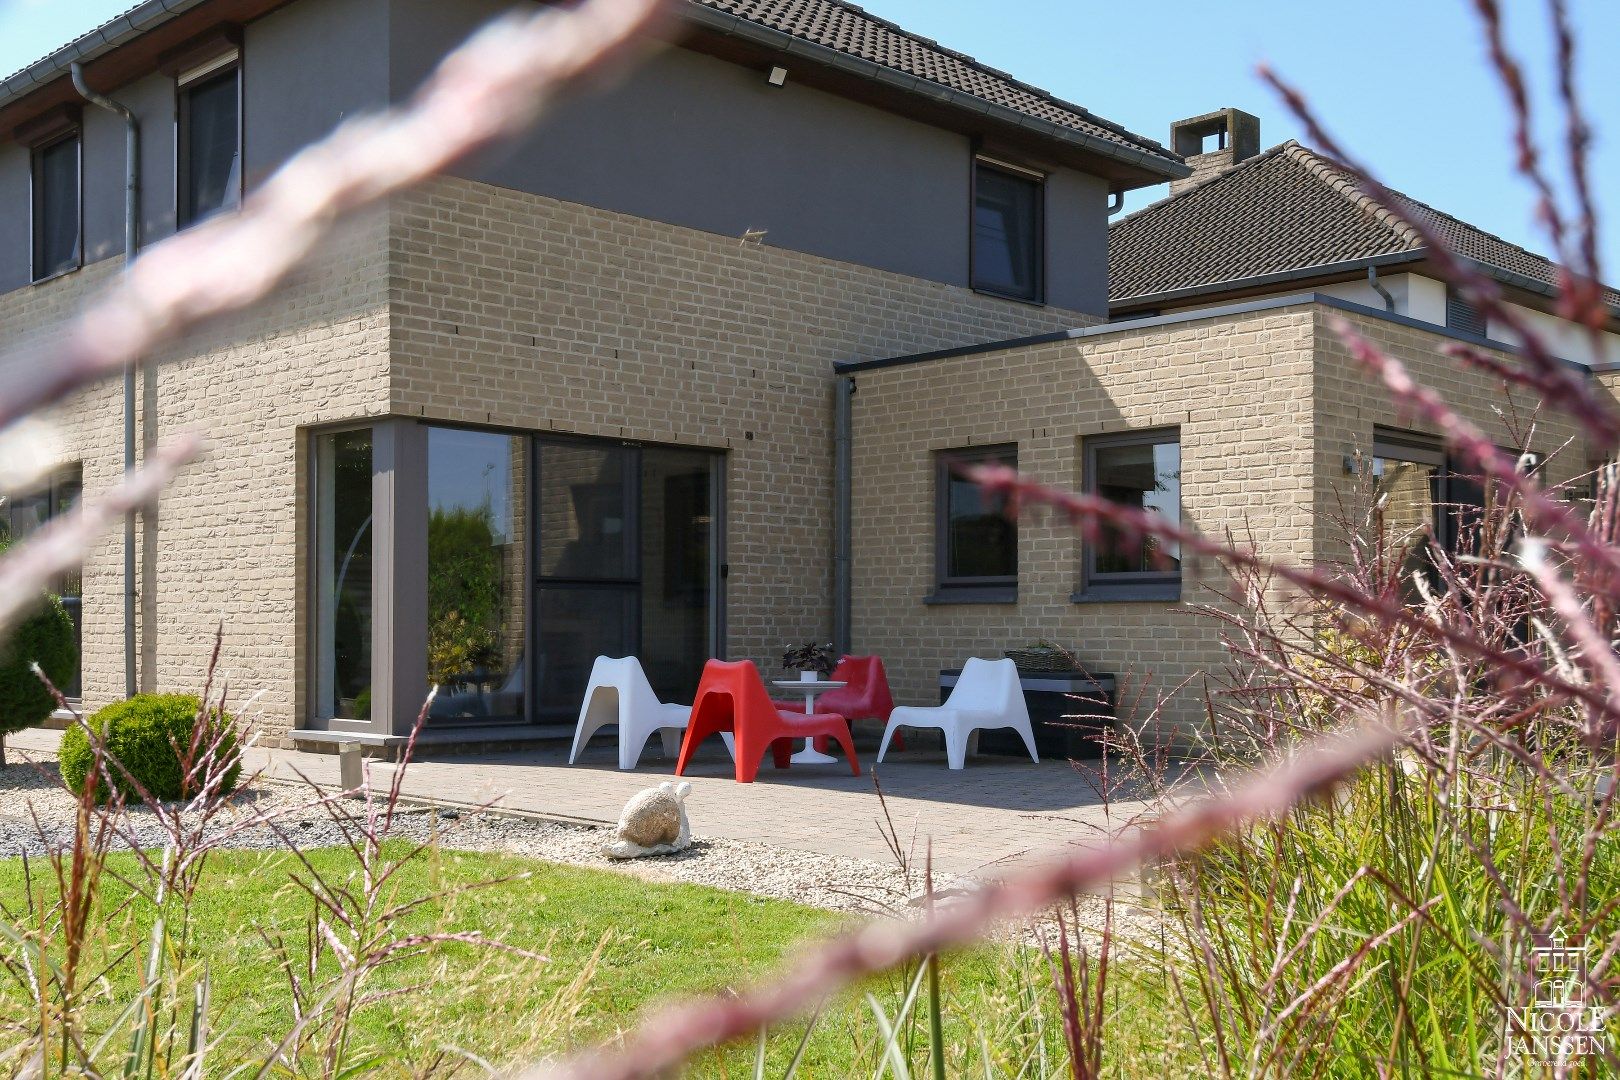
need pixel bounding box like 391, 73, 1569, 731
972, 158, 1044, 303
933, 444, 1018, 601
31, 131, 81, 282
178, 56, 241, 227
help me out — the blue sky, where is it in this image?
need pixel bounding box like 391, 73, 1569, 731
3, 0, 1616, 276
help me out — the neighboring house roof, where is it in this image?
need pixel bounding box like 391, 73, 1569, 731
692, 0, 1177, 165
1, 0, 1184, 182
1108, 139, 1620, 311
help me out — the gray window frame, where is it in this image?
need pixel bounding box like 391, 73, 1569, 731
175, 55, 243, 230
930, 443, 1018, 604
970, 156, 1046, 306
304, 420, 729, 736
1372, 427, 1505, 556
1075, 428, 1182, 603
530, 432, 728, 720
29, 129, 82, 284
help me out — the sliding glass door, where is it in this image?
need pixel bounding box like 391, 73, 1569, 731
639, 446, 718, 705
534, 439, 721, 722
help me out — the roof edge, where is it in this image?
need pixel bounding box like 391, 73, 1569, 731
1109, 250, 1430, 310
1281, 142, 1424, 249
0, 0, 214, 111
685, 5, 1189, 182
837, 290, 1594, 374
3, 1, 1189, 182
1458, 255, 1620, 322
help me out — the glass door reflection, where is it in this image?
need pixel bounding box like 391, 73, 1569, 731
533, 439, 720, 722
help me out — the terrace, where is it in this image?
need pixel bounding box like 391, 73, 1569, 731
10, 725, 1160, 878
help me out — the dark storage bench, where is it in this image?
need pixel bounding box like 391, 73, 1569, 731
938, 668, 1115, 759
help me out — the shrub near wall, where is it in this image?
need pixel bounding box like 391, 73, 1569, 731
59, 694, 242, 803
0, 592, 77, 767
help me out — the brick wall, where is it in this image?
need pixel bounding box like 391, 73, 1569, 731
387, 177, 1091, 684
1, 213, 392, 737
1312, 309, 1587, 573
848, 306, 1318, 748
5, 190, 1602, 749
1, 179, 1090, 742
848, 300, 1596, 749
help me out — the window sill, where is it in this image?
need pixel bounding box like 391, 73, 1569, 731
30, 264, 81, 287
970, 284, 1046, 308
1071, 583, 1181, 604
925, 587, 1018, 605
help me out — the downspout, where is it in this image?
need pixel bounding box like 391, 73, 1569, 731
1106, 190, 1124, 215
1367, 265, 1395, 311
832, 376, 853, 655
71, 61, 140, 699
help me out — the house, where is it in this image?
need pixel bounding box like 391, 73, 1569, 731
4, 0, 1615, 754
0, 0, 1188, 748
839, 110, 1619, 746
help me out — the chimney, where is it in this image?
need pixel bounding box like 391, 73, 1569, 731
1169, 108, 1260, 195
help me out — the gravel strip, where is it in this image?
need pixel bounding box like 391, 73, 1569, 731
0, 750, 1160, 944
1, 752, 949, 917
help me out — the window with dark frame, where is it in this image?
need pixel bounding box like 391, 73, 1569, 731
1371, 428, 1499, 569
1080, 429, 1181, 601
177, 60, 241, 228
972, 158, 1044, 303
934, 445, 1018, 599
31, 131, 81, 282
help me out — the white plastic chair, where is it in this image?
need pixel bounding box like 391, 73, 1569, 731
877, 657, 1037, 770
569, 656, 731, 771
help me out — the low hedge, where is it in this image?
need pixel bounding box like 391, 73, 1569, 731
59, 694, 242, 804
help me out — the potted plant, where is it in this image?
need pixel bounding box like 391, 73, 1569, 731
781, 642, 836, 681
1004, 639, 1073, 673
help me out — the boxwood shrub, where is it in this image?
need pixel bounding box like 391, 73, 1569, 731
59, 694, 242, 804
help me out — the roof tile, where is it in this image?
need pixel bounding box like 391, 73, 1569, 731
1109, 140, 1618, 307
695, 0, 1176, 163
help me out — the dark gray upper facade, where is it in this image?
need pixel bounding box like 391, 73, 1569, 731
0, 0, 1185, 311
0, 0, 391, 295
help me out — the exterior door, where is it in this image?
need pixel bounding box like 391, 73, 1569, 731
533, 439, 721, 722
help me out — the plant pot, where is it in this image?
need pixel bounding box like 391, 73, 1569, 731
799, 669, 820, 682
1004, 647, 1071, 673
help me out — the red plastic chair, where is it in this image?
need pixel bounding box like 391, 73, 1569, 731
677, 659, 860, 783
774, 655, 902, 752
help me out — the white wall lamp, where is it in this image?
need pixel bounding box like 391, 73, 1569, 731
767, 66, 788, 87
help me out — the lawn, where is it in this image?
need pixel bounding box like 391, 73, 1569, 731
0, 843, 1089, 1077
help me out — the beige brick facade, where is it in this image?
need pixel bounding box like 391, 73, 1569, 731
5, 180, 1086, 740
4, 177, 1598, 749
1313, 309, 1586, 570
4, 210, 393, 736
848, 306, 1317, 748
385, 178, 1091, 701
848, 300, 1590, 747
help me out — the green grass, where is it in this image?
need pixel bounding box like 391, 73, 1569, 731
0, 843, 1090, 1077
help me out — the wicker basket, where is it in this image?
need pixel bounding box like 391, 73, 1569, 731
1004, 646, 1071, 673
